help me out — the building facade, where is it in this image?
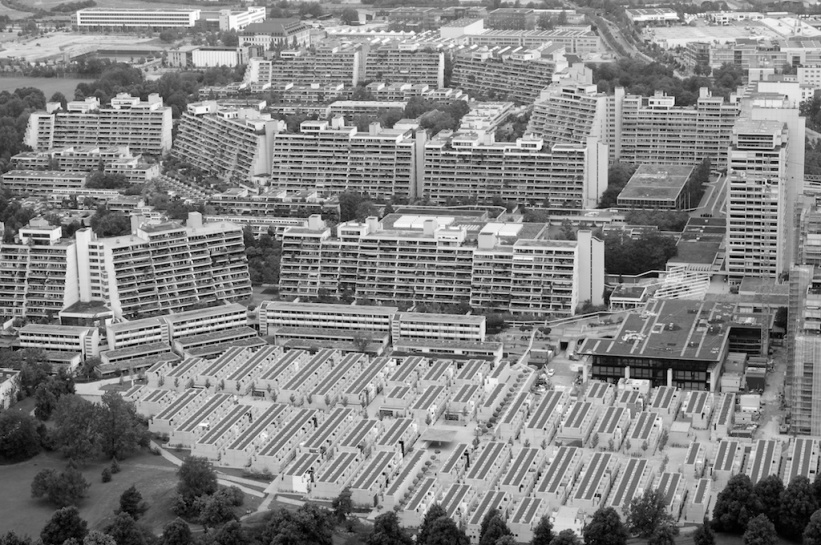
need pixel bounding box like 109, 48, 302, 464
278, 214, 604, 316
76, 8, 201, 28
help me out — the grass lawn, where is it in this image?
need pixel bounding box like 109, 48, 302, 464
0, 450, 179, 538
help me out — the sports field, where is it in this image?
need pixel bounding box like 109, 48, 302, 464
0, 32, 160, 62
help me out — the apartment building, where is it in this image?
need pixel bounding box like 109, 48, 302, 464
1, 170, 88, 198
788, 265, 821, 435
19, 324, 100, 360
363, 41, 445, 88
76, 8, 201, 28
11, 146, 157, 184
243, 44, 363, 88
422, 131, 607, 209
486, 8, 538, 30
279, 213, 604, 316
0, 214, 251, 321
239, 19, 311, 50
726, 119, 789, 280
527, 67, 740, 166
527, 67, 609, 149
0, 219, 78, 320
328, 101, 408, 119
451, 45, 567, 103
25, 94, 173, 155
270, 118, 424, 202
619, 88, 740, 168
208, 188, 339, 218
217, 7, 266, 31
173, 101, 283, 183
467, 28, 602, 56
75, 213, 251, 320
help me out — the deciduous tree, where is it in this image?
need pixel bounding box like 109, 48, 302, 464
712, 474, 762, 534
367, 511, 413, 545
626, 489, 676, 538
177, 456, 218, 502
98, 392, 148, 460
583, 507, 628, 545
159, 519, 192, 545
531, 515, 555, 545
753, 475, 783, 526
743, 514, 777, 545
31, 465, 90, 507
424, 516, 469, 545
692, 519, 715, 545
417, 504, 448, 545
480, 510, 511, 545
118, 485, 149, 520
52, 394, 100, 461
549, 529, 581, 545
0, 412, 43, 462
779, 475, 818, 540
40, 506, 88, 545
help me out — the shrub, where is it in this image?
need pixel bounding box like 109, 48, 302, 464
101, 468, 112, 483
110, 458, 121, 474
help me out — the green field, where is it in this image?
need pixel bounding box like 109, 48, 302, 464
0, 450, 180, 538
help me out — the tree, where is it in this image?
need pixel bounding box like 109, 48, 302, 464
480, 511, 511, 545
52, 394, 100, 461
549, 529, 582, 545
417, 504, 448, 545
367, 511, 413, 545
159, 518, 193, 545
604, 231, 678, 276
86, 172, 129, 190
648, 525, 676, 545
213, 521, 247, 545
118, 485, 149, 520
105, 513, 147, 545
712, 474, 762, 534
177, 456, 218, 502
599, 163, 637, 208
198, 491, 236, 529
752, 475, 783, 526
340, 8, 359, 25
583, 507, 628, 545
49, 92, 68, 110
692, 519, 715, 545
98, 392, 148, 460
332, 487, 353, 523
626, 490, 675, 538
261, 504, 334, 545
743, 514, 777, 545
424, 516, 469, 545
83, 531, 116, 545
0, 532, 32, 545
31, 465, 90, 507
351, 331, 373, 353
779, 475, 818, 540
805, 509, 821, 545
40, 506, 88, 545
531, 515, 555, 545
0, 412, 43, 462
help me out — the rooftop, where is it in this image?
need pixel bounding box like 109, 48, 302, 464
617, 164, 694, 202
581, 299, 732, 363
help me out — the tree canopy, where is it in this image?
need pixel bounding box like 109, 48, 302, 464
779, 475, 818, 540
604, 231, 678, 276
583, 508, 628, 545
0, 412, 44, 462
31, 464, 90, 507
40, 506, 88, 545
712, 474, 762, 534
626, 490, 676, 538
743, 514, 777, 545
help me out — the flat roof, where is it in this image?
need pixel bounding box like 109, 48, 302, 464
617, 164, 693, 203
582, 299, 731, 363
263, 301, 398, 315
673, 241, 721, 265
163, 303, 247, 324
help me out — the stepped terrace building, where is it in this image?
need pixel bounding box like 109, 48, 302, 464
25, 94, 173, 155
363, 41, 445, 88
242, 44, 363, 87
173, 101, 283, 183
270, 117, 423, 202
1, 170, 88, 198
0, 213, 251, 322
278, 211, 604, 316
467, 28, 602, 56
422, 131, 607, 208
451, 45, 567, 103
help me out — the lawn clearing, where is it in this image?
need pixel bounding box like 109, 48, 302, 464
0, 450, 179, 538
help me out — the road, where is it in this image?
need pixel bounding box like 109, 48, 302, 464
691, 174, 727, 218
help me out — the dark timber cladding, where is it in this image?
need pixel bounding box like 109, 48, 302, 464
351, 450, 395, 490
527, 391, 564, 429
656, 472, 681, 506
652, 386, 675, 409
441, 443, 469, 474
178, 394, 231, 433
502, 448, 541, 487
467, 441, 506, 480
609, 458, 647, 509
303, 407, 353, 450
199, 404, 252, 445
259, 409, 316, 457
406, 477, 437, 511
317, 451, 359, 483
597, 406, 626, 434
340, 419, 378, 449
282, 349, 334, 390
377, 418, 413, 447
511, 496, 543, 524
154, 390, 201, 421
684, 390, 707, 414
714, 440, 739, 472
693, 478, 709, 504
503, 391, 530, 424
387, 449, 427, 496
582, 299, 732, 389
685, 442, 701, 465
537, 446, 578, 494
226, 403, 288, 451
441, 483, 473, 519
747, 439, 778, 485
630, 412, 655, 441
565, 401, 592, 428
469, 490, 508, 526
575, 452, 612, 501
260, 349, 303, 381
787, 438, 817, 483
